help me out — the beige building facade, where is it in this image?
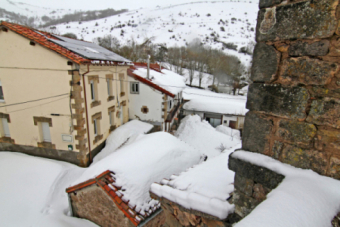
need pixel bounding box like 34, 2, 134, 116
0, 21, 131, 166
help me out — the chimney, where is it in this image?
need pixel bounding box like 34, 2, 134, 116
147, 55, 150, 80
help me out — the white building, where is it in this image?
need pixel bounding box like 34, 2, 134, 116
127, 63, 186, 131
182, 87, 248, 130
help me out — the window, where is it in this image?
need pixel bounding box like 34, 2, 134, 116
92, 112, 103, 144
88, 76, 101, 108
119, 73, 125, 96
130, 82, 139, 94
229, 120, 237, 129
106, 74, 114, 100
109, 111, 114, 126
90, 80, 95, 101
40, 122, 51, 142
169, 100, 172, 109
0, 118, 10, 137
0, 80, 4, 101
93, 119, 98, 136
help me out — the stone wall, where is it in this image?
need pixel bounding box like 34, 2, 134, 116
231, 0, 340, 221
150, 192, 240, 227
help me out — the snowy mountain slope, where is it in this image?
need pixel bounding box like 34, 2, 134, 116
50, 1, 259, 66
0, 0, 71, 25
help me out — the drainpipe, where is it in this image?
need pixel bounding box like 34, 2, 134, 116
147, 55, 150, 80
82, 63, 92, 163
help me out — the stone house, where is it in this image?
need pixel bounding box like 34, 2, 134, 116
0, 21, 131, 166
66, 170, 165, 227
127, 63, 186, 131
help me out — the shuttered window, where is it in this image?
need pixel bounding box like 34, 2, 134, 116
41, 122, 51, 142
1, 118, 10, 137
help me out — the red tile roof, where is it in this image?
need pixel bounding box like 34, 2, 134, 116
1, 21, 91, 64
66, 170, 161, 226
128, 63, 176, 98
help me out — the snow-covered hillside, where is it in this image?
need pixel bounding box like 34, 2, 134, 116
51, 1, 259, 66
0, 0, 72, 25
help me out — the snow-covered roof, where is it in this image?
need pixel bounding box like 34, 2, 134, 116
232, 150, 340, 227
128, 63, 186, 97
72, 132, 203, 217
183, 87, 248, 116
151, 115, 242, 219
93, 120, 153, 163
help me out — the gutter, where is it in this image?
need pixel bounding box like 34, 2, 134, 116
137, 208, 163, 227
82, 64, 92, 163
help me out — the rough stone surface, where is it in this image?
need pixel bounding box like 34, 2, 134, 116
251, 42, 281, 82
242, 111, 273, 154
229, 153, 285, 189
288, 40, 330, 57
233, 190, 260, 218
311, 86, 340, 99
279, 57, 337, 86
234, 174, 254, 197
252, 183, 270, 202
276, 119, 317, 148
272, 140, 284, 159
246, 84, 309, 120
332, 212, 340, 227
315, 128, 340, 153
281, 145, 328, 175
70, 185, 134, 227
329, 156, 340, 180
307, 98, 340, 129
256, 0, 338, 42
259, 0, 282, 9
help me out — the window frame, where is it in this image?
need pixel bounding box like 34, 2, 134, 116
90, 80, 95, 101
130, 82, 140, 94
0, 80, 4, 102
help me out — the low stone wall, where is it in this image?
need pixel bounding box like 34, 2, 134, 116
0, 142, 82, 166
228, 153, 284, 217
151, 192, 241, 227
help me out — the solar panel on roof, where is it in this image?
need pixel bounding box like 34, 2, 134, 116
48, 35, 131, 62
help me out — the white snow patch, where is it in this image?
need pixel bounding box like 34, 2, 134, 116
0, 152, 96, 227
232, 150, 340, 227
175, 115, 241, 158
93, 120, 153, 163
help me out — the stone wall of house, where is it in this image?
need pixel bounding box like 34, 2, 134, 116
150, 192, 241, 227
230, 0, 340, 224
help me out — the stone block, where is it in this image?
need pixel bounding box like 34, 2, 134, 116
281, 145, 328, 175
242, 111, 273, 154
229, 153, 285, 189
311, 87, 340, 99
306, 98, 340, 129
234, 174, 254, 197
329, 156, 340, 180
259, 0, 282, 9
256, 0, 338, 42
288, 40, 330, 57
233, 190, 260, 218
276, 119, 317, 148
315, 128, 340, 153
279, 57, 337, 86
252, 183, 270, 202
272, 141, 284, 159
251, 42, 281, 82
246, 84, 309, 120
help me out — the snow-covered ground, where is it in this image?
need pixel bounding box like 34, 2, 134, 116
0, 152, 96, 227
233, 151, 340, 227
151, 115, 242, 219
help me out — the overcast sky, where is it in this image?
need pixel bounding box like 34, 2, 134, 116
13, 0, 204, 11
